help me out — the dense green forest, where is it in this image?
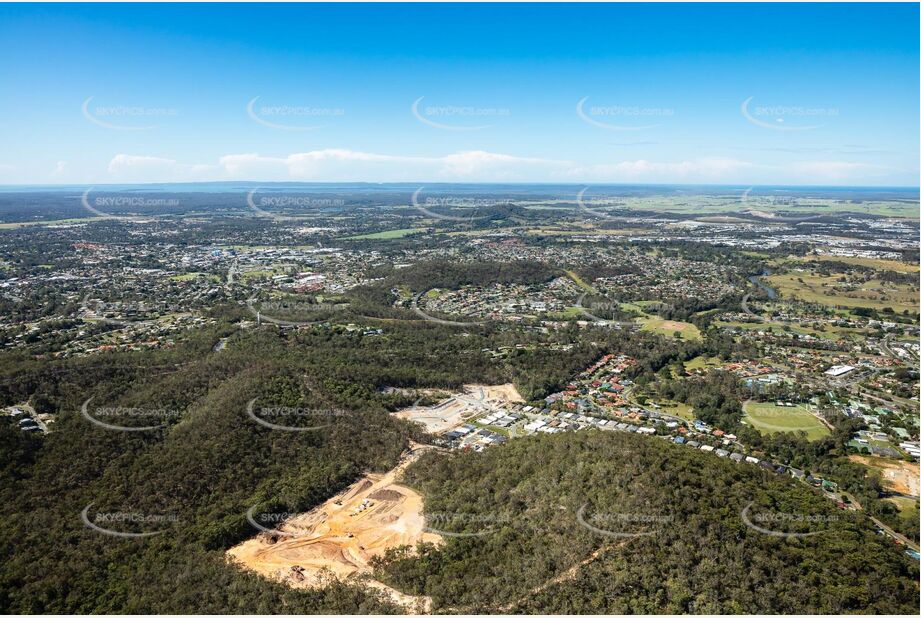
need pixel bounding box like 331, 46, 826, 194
375, 431, 919, 613
1, 303, 916, 613
0, 310, 695, 613
0, 325, 415, 613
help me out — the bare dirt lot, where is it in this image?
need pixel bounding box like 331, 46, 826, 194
392, 383, 524, 434
227, 445, 440, 612
850, 455, 920, 497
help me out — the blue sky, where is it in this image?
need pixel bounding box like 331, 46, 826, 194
0, 2, 918, 186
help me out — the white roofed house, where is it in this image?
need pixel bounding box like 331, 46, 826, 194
825, 364, 856, 377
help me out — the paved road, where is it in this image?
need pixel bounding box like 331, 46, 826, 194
878, 336, 917, 363
845, 383, 916, 410
412, 290, 481, 327
870, 516, 920, 552
574, 292, 638, 329
226, 260, 238, 285
740, 293, 764, 321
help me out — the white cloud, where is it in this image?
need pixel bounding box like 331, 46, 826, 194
0, 163, 16, 184
202, 149, 563, 182
565, 157, 753, 181
108, 155, 219, 182
439, 151, 565, 180
215, 150, 422, 180
108, 155, 178, 181
103, 150, 900, 185
51, 161, 69, 178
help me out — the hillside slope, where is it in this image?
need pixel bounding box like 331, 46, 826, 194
374, 431, 919, 614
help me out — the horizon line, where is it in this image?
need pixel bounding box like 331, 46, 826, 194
0, 181, 918, 191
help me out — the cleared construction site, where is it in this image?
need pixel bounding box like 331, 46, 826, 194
392, 383, 524, 434
227, 384, 524, 611
227, 444, 440, 610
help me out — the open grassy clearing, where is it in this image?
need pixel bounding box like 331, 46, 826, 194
652, 399, 695, 421
522, 227, 647, 236
0, 217, 101, 228
885, 497, 920, 524
547, 306, 586, 319
692, 307, 722, 317
714, 319, 867, 341
639, 317, 701, 340
344, 228, 422, 240
765, 271, 918, 313
743, 401, 830, 440
798, 255, 920, 274
684, 355, 723, 371
169, 272, 220, 282
239, 268, 288, 280
618, 301, 659, 318
492, 196, 919, 218
393, 284, 414, 300
565, 269, 595, 293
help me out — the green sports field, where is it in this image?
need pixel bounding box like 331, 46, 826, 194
742, 401, 830, 440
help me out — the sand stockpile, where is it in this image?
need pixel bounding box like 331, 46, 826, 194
369, 489, 404, 501
227, 445, 440, 611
